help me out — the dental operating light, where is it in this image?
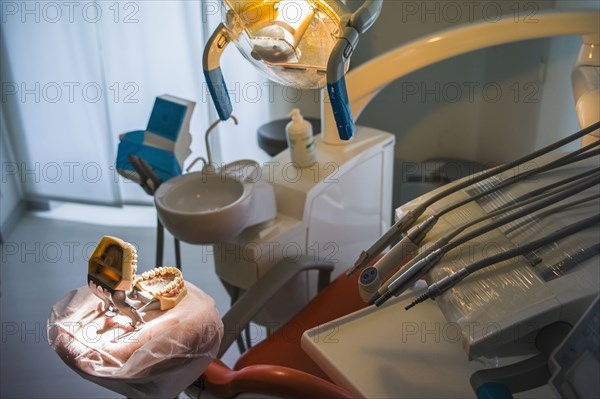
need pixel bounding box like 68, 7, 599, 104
203, 0, 382, 139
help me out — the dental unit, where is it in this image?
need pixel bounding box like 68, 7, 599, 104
181, 6, 600, 396
42, 2, 600, 397
298, 145, 599, 397
198, 3, 600, 321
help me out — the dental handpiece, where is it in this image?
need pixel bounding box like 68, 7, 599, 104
503, 192, 600, 236
380, 189, 598, 304
500, 166, 599, 207
432, 145, 600, 220
406, 213, 600, 310
358, 216, 437, 302
365, 157, 600, 303
369, 237, 448, 304
349, 121, 600, 275
347, 210, 419, 276
374, 174, 600, 306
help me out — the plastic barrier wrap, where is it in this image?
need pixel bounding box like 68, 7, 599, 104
394, 154, 599, 361
48, 282, 222, 398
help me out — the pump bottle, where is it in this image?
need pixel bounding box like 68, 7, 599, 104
286, 108, 316, 168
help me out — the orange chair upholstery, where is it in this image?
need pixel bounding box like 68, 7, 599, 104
204, 360, 354, 399
233, 269, 367, 382
200, 262, 379, 398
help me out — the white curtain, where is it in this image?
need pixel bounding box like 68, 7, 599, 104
1, 0, 272, 205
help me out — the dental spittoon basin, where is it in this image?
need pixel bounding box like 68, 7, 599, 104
155, 159, 277, 245
154, 172, 254, 244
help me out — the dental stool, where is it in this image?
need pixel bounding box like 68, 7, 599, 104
257, 117, 320, 156
190, 255, 377, 399
48, 282, 222, 399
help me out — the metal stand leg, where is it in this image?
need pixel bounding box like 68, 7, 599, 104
174, 238, 182, 271
244, 325, 252, 349
156, 217, 164, 267
230, 286, 247, 354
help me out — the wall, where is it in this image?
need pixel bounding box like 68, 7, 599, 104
0, 104, 25, 240
533, 0, 598, 152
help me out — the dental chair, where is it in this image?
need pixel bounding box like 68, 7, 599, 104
188, 255, 377, 399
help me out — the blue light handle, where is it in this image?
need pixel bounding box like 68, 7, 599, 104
326, 27, 360, 141
327, 76, 353, 141
203, 67, 232, 121
203, 24, 232, 121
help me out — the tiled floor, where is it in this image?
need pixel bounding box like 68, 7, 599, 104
0, 206, 240, 398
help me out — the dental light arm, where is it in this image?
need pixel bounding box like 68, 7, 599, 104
203, 24, 233, 121
202, 6, 598, 143
346, 11, 600, 268
322, 10, 600, 143
326, 29, 358, 141
349, 0, 383, 34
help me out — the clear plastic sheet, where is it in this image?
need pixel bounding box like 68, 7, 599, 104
48, 283, 223, 398
396, 154, 600, 361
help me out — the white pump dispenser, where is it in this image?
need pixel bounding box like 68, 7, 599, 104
286, 108, 316, 168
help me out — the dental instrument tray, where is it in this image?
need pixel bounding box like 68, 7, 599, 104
396, 153, 599, 361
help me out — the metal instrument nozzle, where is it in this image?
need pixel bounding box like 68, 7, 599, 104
347, 211, 418, 276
